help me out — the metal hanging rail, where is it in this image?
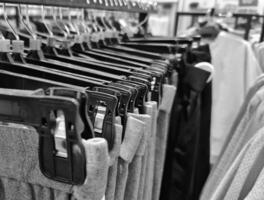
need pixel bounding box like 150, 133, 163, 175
0, 0, 156, 12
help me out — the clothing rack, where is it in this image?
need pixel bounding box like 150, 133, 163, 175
174, 11, 264, 42
0, 0, 156, 13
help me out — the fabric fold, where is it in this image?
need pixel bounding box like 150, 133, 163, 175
152, 84, 176, 200
114, 116, 144, 200
73, 138, 109, 200
143, 101, 158, 200
124, 113, 150, 200
105, 123, 123, 200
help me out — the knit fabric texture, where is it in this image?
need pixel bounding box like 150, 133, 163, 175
201, 86, 264, 200
244, 164, 264, 200
73, 138, 109, 200
143, 101, 158, 200
124, 113, 150, 200
136, 115, 152, 200
114, 116, 144, 200
0, 124, 73, 193
210, 126, 264, 200
105, 123, 123, 200
223, 112, 264, 200
152, 84, 176, 200
218, 74, 264, 158
0, 123, 110, 200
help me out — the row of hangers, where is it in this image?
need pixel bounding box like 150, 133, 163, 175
0, 3, 200, 186
0, 0, 157, 12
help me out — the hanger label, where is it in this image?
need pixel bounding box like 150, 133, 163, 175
0, 40, 11, 52
91, 33, 99, 42
75, 35, 84, 44
105, 30, 112, 39
12, 40, 24, 53
83, 33, 91, 43
99, 31, 105, 41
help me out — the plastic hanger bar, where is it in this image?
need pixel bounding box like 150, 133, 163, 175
0, 92, 87, 185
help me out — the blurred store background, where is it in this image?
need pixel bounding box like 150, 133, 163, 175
148, 0, 264, 41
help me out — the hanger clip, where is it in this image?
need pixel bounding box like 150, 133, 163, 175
0, 94, 86, 185
46, 87, 95, 140
86, 90, 118, 151
94, 105, 107, 134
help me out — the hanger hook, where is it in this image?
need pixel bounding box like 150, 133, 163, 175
0, 6, 5, 40
41, 5, 45, 22
17, 4, 37, 39
52, 6, 56, 21
59, 7, 70, 34
52, 7, 67, 38
3, 3, 19, 40
41, 5, 53, 36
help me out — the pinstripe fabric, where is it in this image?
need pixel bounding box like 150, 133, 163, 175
201, 85, 264, 200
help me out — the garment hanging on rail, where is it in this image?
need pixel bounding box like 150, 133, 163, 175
0, 5, 218, 200
159, 44, 213, 200
200, 74, 264, 200
209, 31, 261, 164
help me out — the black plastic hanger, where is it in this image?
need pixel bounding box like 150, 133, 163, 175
45, 87, 94, 140
93, 87, 122, 116
0, 5, 127, 154
0, 89, 87, 185
86, 90, 118, 150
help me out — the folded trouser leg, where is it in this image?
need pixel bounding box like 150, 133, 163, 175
125, 157, 142, 199
114, 116, 144, 200
152, 85, 176, 200
137, 115, 152, 200
137, 147, 149, 200
124, 114, 150, 200
105, 162, 118, 200
143, 102, 158, 200
73, 138, 109, 200
105, 123, 123, 200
